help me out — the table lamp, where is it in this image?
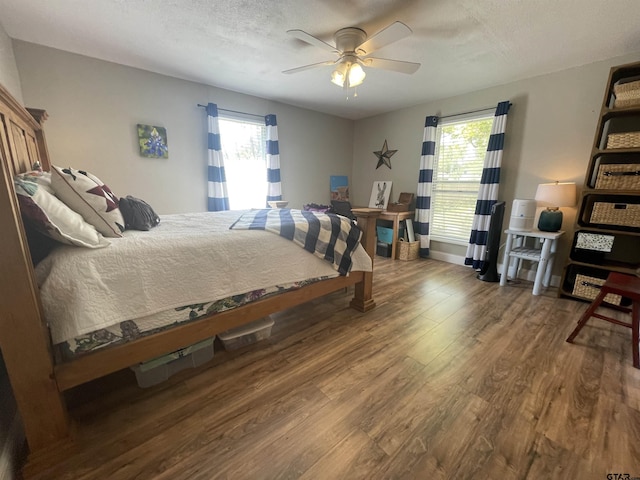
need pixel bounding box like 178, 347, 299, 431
535, 181, 576, 232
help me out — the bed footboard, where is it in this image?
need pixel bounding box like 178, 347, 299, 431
350, 207, 381, 312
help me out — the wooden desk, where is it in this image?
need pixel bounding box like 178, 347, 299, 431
378, 210, 415, 260
499, 228, 564, 295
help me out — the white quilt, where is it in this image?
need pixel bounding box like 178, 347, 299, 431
35, 210, 372, 345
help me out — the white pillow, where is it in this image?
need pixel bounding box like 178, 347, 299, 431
15, 170, 54, 194
51, 166, 125, 238
14, 177, 110, 249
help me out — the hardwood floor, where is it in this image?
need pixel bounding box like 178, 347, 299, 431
23, 258, 640, 479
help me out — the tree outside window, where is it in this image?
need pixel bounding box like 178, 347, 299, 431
431, 116, 493, 243
219, 117, 267, 210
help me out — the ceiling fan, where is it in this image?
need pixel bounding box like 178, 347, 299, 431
283, 21, 420, 90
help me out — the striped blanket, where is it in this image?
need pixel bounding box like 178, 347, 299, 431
230, 209, 362, 275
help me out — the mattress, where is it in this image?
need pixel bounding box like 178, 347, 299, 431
36, 210, 371, 345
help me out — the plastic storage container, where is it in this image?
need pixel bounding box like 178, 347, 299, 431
218, 317, 275, 351
130, 337, 214, 388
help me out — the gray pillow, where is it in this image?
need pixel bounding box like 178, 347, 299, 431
119, 195, 160, 231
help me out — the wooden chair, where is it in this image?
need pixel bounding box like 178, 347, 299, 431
566, 272, 640, 368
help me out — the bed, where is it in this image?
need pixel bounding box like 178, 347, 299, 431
0, 82, 380, 465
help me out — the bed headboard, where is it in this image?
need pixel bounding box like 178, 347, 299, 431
0, 82, 69, 450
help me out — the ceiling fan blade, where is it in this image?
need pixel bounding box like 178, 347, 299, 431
287, 29, 338, 54
356, 21, 413, 56
282, 60, 337, 75
362, 57, 421, 74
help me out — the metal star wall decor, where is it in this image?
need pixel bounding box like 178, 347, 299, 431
374, 140, 397, 169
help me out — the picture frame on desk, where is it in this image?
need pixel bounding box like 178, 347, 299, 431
369, 181, 392, 209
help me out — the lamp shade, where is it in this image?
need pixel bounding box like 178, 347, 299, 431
330, 63, 348, 87
347, 63, 366, 87
534, 182, 576, 208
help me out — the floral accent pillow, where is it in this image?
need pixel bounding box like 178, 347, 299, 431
14, 177, 110, 249
51, 165, 125, 238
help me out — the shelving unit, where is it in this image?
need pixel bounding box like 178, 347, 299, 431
559, 61, 640, 304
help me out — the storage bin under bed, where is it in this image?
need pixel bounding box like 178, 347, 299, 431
218, 317, 275, 351
131, 337, 214, 388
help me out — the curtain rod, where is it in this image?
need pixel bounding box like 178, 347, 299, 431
197, 104, 265, 119
438, 106, 497, 120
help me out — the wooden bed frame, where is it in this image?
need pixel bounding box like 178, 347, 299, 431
0, 83, 380, 465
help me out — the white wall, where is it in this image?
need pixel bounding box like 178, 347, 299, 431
13, 41, 354, 215
352, 52, 640, 273
13, 38, 640, 276
0, 26, 22, 103
0, 23, 23, 480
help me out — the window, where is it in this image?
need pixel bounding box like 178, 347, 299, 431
218, 116, 267, 210
430, 115, 493, 244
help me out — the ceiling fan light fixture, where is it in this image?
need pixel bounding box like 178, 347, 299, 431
331, 62, 347, 87
347, 63, 366, 87
285, 21, 420, 91
331, 61, 366, 88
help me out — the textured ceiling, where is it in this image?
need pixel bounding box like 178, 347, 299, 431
2, 0, 640, 119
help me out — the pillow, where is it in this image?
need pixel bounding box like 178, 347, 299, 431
14, 178, 110, 249
15, 170, 54, 194
51, 165, 125, 238
119, 195, 160, 231
23, 220, 58, 265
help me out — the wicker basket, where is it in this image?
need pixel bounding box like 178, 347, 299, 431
613, 79, 640, 95
594, 163, 640, 190
606, 132, 640, 149
590, 202, 640, 227
614, 96, 640, 108
572, 274, 622, 305
396, 239, 419, 261
613, 80, 640, 108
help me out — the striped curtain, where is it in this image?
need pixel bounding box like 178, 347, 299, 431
206, 103, 229, 211
265, 114, 282, 205
414, 116, 438, 258
464, 101, 511, 269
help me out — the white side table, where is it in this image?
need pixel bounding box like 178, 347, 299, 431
499, 228, 564, 295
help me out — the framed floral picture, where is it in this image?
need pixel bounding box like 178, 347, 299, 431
137, 124, 169, 158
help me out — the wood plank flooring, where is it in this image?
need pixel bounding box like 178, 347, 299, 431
22, 258, 640, 479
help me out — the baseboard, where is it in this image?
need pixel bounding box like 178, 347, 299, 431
0, 414, 24, 480
500, 264, 561, 288
428, 252, 561, 288
429, 251, 466, 264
